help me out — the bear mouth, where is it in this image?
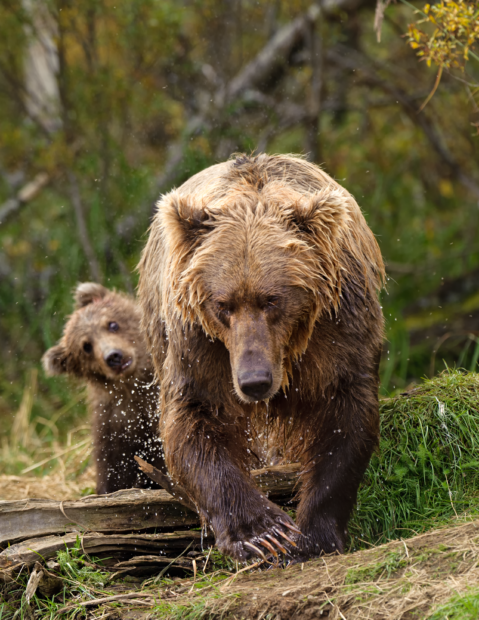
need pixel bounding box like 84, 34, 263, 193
106, 354, 133, 374
120, 358, 132, 372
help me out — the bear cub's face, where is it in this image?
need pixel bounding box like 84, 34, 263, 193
43, 282, 146, 383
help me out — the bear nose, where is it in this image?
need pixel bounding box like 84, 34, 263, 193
106, 350, 123, 368
238, 371, 273, 400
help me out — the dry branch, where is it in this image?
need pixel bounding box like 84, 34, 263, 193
227, 6, 320, 101
57, 591, 155, 615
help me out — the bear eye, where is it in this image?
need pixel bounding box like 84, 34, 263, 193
108, 321, 119, 332
265, 296, 279, 309
216, 302, 233, 324
83, 342, 93, 354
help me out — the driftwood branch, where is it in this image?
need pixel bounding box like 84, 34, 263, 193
136, 457, 302, 512
135, 456, 196, 512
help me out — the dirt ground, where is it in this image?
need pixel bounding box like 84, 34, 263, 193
20, 516, 473, 620
148, 517, 479, 619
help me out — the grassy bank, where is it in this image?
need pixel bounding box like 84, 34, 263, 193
350, 369, 479, 548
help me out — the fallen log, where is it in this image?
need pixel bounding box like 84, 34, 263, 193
0, 463, 301, 548
0, 530, 210, 571
0, 488, 197, 547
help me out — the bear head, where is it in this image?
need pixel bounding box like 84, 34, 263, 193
43, 282, 148, 383
139, 155, 383, 404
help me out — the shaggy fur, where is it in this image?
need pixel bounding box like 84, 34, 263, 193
43, 283, 165, 494
138, 154, 385, 560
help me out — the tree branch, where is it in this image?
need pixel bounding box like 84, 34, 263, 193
67, 171, 102, 282
0, 173, 50, 227
327, 45, 479, 200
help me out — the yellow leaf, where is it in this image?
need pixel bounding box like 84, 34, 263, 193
439, 179, 454, 198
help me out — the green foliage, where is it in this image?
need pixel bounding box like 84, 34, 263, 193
350, 369, 479, 547
0, 538, 112, 620
428, 588, 479, 619
56, 537, 110, 588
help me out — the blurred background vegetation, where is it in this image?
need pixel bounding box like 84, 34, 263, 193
0, 0, 478, 473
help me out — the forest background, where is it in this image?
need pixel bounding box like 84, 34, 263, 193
0, 0, 478, 471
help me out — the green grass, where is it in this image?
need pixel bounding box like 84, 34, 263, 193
344, 551, 408, 585
349, 369, 479, 548
0, 538, 114, 619
428, 589, 479, 619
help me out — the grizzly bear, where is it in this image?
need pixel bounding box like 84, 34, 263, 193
42, 283, 165, 494
138, 154, 385, 561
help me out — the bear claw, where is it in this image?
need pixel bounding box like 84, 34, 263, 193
279, 519, 302, 534
244, 541, 267, 561
265, 534, 287, 554
274, 527, 297, 547
256, 537, 278, 557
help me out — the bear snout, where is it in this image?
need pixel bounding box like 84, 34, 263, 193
105, 349, 132, 372
238, 369, 273, 400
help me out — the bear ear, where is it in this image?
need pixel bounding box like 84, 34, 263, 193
42, 344, 68, 376
158, 192, 211, 247
291, 186, 351, 240
74, 282, 109, 309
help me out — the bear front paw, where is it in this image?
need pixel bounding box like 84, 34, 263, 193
213, 504, 302, 563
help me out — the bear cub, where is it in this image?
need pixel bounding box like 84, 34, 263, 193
43, 282, 165, 494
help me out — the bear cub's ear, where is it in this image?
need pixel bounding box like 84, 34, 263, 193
74, 282, 109, 309
42, 344, 68, 376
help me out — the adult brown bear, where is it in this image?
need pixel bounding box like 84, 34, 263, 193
138, 154, 384, 561
43, 283, 165, 494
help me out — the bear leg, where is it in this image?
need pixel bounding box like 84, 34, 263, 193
294, 380, 379, 559
162, 394, 299, 562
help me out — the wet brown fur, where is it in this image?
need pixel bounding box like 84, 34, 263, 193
42, 283, 165, 494
138, 154, 385, 560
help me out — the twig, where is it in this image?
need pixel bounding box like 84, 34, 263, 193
134, 455, 197, 512
24, 563, 43, 605
220, 560, 264, 591
59, 501, 89, 532
57, 591, 154, 614
20, 439, 90, 474
188, 558, 197, 594
153, 541, 195, 584
203, 546, 213, 574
